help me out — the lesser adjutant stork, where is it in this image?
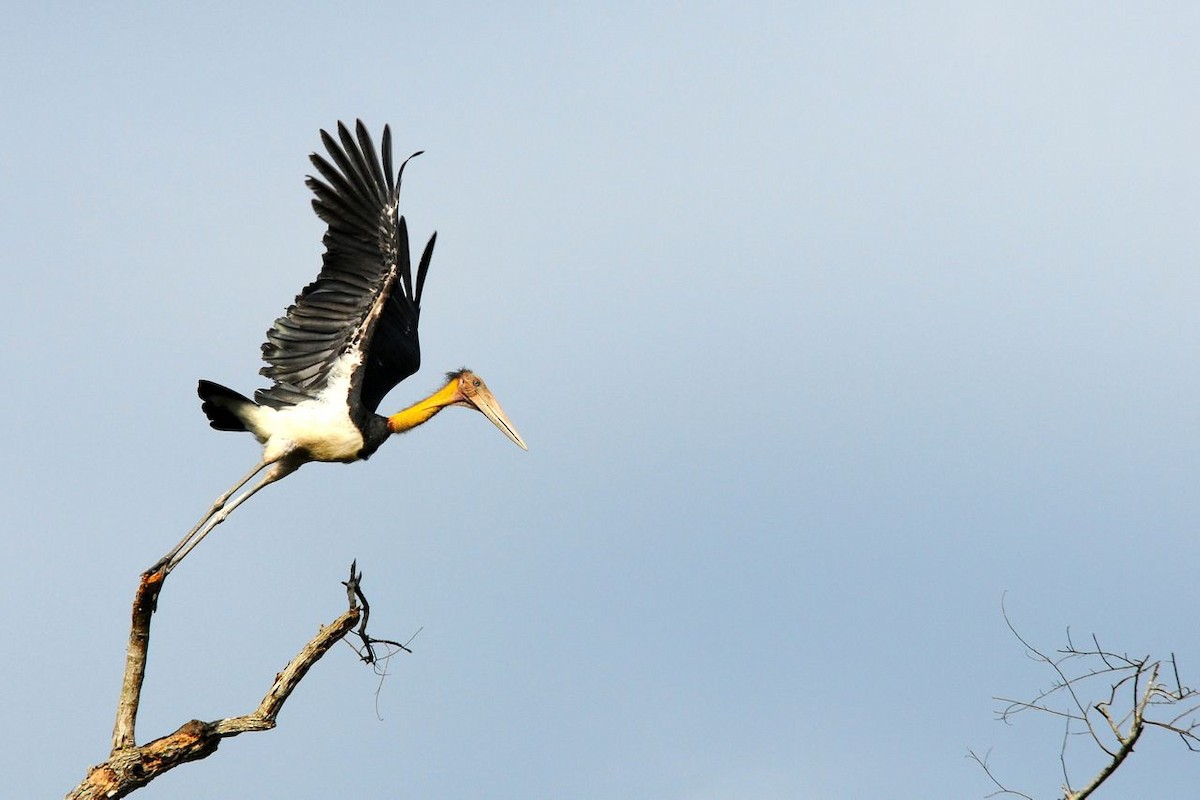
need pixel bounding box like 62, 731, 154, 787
154, 121, 526, 574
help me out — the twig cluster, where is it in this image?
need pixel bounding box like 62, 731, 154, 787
343, 560, 415, 667
969, 607, 1200, 800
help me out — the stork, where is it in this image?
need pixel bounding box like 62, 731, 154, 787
153, 121, 526, 574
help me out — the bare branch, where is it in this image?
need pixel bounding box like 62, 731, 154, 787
1067, 699, 1145, 800
67, 561, 388, 799
211, 604, 360, 736
974, 602, 1200, 800
110, 569, 165, 752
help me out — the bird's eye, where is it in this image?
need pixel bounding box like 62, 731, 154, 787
473, 379, 481, 387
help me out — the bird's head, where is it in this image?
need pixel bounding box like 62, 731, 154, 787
446, 369, 528, 450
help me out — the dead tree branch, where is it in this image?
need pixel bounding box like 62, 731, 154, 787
971, 600, 1200, 800
67, 562, 390, 799
111, 569, 163, 752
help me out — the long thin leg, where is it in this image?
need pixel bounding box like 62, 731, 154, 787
148, 458, 272, 574
162, 457, 302, 574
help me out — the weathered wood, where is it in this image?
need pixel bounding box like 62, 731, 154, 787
111, 569, 163, 753
68, 569, 362, 800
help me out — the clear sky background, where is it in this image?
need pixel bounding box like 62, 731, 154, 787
3, 4, 1198, 798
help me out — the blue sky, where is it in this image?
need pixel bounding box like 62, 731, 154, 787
3, 4, 1198, 797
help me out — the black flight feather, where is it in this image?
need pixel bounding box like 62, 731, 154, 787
256, 120, 435, 414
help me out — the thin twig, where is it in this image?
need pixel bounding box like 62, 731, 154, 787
965, 748, 1035, 800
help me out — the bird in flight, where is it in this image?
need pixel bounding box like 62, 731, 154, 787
153, 121, 526, 574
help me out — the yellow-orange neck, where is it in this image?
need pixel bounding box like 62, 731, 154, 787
386, 380, 461, 434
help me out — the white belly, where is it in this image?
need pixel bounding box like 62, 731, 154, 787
249, 351, 367, 463
248, 397, 365, 463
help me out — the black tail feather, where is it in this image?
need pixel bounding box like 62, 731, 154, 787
197, 380, 256, 432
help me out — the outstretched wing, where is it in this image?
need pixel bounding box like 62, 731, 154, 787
256, 120, 436, 413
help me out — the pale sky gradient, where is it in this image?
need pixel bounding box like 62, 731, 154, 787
3, 4, 1199, 798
